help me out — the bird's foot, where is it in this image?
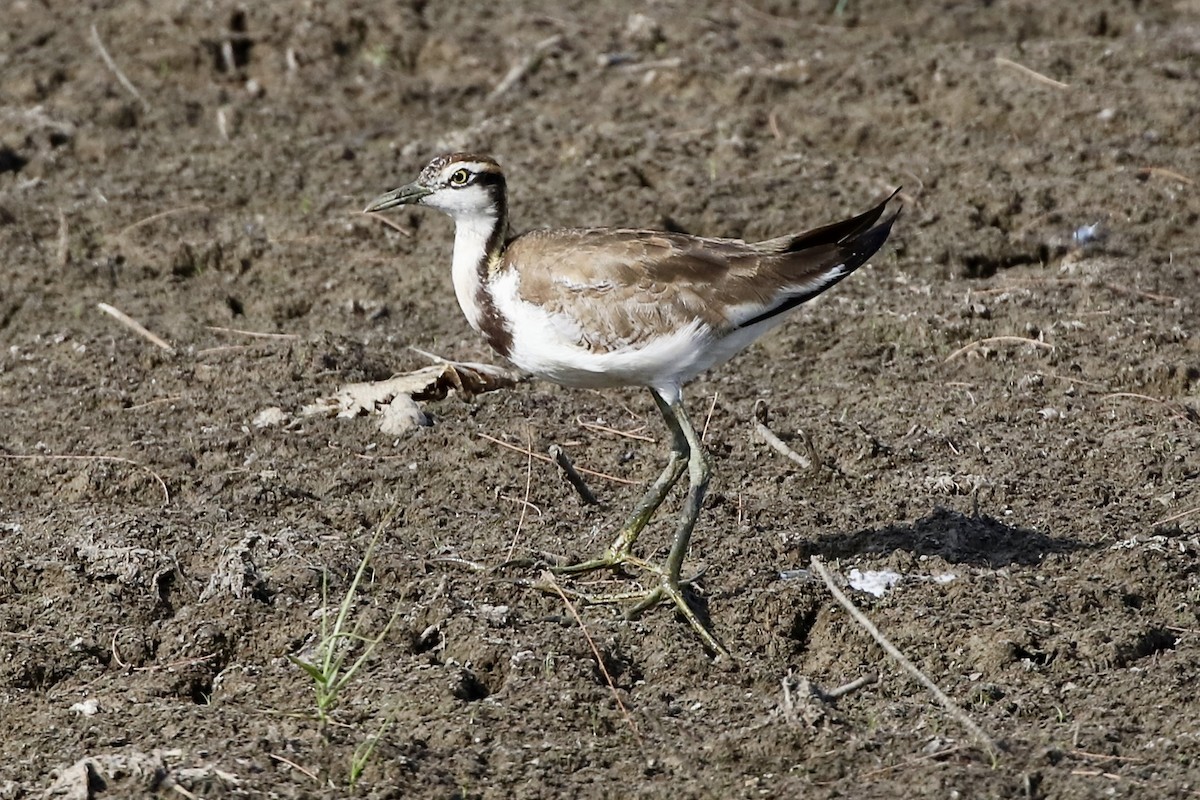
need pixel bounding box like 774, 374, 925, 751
550, 547, 638, 576
540, 563, 730, 658
549, 522, 648, 576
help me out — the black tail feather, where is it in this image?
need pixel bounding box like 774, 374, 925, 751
737, 200, 900, 330
783, 187, 901, 253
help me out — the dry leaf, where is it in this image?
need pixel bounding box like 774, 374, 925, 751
300, 359, 524, 435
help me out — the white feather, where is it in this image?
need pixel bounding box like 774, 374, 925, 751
491, 270, 751, 394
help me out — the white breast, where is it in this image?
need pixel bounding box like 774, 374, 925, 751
449, 211, 497, 334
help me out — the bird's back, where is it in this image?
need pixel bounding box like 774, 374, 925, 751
500, 191, 898, 350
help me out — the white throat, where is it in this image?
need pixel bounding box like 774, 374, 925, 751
449, 210, 500, 334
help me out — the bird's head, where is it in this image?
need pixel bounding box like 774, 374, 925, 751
364, 153, 506, 221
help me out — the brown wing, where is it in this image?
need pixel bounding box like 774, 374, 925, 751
505, 192, 899, 352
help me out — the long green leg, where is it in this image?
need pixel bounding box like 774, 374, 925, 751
624, 397, 726, 657
555, 390, 689, 573
550, 389, 728, 657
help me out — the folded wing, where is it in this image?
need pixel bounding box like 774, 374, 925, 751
507, 191, 899, 352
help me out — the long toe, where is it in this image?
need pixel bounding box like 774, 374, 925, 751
623, 576, 729, 658
552, 548, 633, 575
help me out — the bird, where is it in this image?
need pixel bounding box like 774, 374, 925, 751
365, 153, 899, 655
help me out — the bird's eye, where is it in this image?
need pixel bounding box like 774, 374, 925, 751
449, 168, 471, 187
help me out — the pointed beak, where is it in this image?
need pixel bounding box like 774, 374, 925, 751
364, 182, 432, 213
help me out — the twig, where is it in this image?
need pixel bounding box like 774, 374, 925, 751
97, 302, 175, 353
488, 35, 563, 102
505, 431, 536, 561
541, 570, 642, 743
944, 336, 1052, 363
825, 672, 879, 700
220, 39, 237, 74
478, 433, 639, 485
810, 556, 1001, 760
1155, 505, 1200, 527
205, 325, 301, 340
549, 444, 600, 506
90, 24, 150, 111
1, 453, 170, 506
753, 399, 813, 469
780, 673, 800, 725
994, 56, 1069, 90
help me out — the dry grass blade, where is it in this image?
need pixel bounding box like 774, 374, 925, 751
1, 453, 170, 506
478, 433, 639, 486
489, 35, 563, 102
541, 570, 642, 743
110, 629, 131, 669
267, 754, 320, 782
994, 56, 1069, 89
97, 302, 175, 353
858, 746, 968, 779
811, 556, 1001, 761
972, 277, 1177, 305
1103, 392, 1196, 425
944, 336, 1053, 363
117, 204, 209, 241
56, 209, 69, 266
123, 395, 181, 412
1137, 166, 1195, 185
1068, 750, 1147, 764
1155, 505, 1200, 527
505, 431, 536, 561
90, 23, 150, 111
701, 391, 719, 443
1035, 371, 1109, 391
206, 325, 301, 341
364, 211, 413, 236
576, 417, 655, 443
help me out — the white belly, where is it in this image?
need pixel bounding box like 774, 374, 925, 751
488, 271, 769, 392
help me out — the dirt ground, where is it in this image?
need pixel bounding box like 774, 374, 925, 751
3, 0, 1200, 797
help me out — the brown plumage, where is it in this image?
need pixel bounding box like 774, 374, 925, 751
507, 191, 897, 353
